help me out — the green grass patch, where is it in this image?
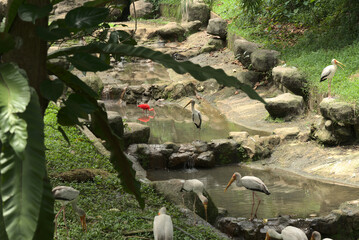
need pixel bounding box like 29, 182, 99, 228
45, 104, 225, 239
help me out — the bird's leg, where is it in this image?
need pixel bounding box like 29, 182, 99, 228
253, 192, 262, 219
54, 206, 65, 239
250, 191, 255, 221
193, 196, 197, 224
62, 207, 69, 237
328, 79, 332, 98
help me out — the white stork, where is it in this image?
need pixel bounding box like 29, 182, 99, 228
224, 172, 270, 220
180, 179, 208, 221
153, 207, 173, 240
265, 226, 308, 240
320, 59, 345, 98
184, 100, 202, 129
310, 231, 333, 240
52, 186, 87, 236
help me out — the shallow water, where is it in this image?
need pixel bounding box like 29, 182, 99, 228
147, 165, 359, 218
105, 102, 268, 143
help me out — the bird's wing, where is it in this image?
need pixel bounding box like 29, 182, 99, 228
193, 111, 202, 129
183, 179, 204, 192
241, 176, 270, 194
282, 226, 308, 240
52, 186, 79, 201
320, 65, 333, 81
153, 215, 173, 240
164, 215, 173, 240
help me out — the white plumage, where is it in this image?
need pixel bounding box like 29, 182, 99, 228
184, 100, 202, 129
153, 207, 173, 240
224, 172, 270, 219
265, 226, 308, 240
320, 59, 345, 98
181, 179, 208, 221
310, 231, 333, 240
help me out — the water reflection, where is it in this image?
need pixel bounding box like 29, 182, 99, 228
105, 103, 260, 143
147, 165, 359, 218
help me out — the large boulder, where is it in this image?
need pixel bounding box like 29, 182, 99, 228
272, 66, 308, 97
208, 139, 246, 165
195, 151, 215, 168
265, 93, 305, 121
236, 71, 263, 88
81, 72, 104, 95
181, 0, 210, 26
197, 79, 221, 94
163, 81, 196, 99
156, 22, 185, 41
320, 98, 358, 125
151, 179, 219, 224
181, 20, 202, 34
168, 152, 194, 169
206, 18, 227, 39
233, 39, 260, 68
124, 122, 150, 147
106, 111, 124, 137
130, 0, 153, 19
250, 49, 280, 72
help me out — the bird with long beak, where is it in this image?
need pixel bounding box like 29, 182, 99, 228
320, 59, 345, 98
224, 172, 270, 220
310, 231, 333, 240
265, 226, 308, 240
52, 186, 87, 237
180, 179, 208, 221
184, 100, 202, 129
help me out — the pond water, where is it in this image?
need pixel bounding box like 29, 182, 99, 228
147, 164, 359, 219
105, 102, 269, 144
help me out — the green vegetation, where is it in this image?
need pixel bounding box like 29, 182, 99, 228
211, 0, 359, 102
265, 115, 285, 123
45, 104, 225, 239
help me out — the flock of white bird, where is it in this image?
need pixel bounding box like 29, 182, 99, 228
51, 60, 342, 239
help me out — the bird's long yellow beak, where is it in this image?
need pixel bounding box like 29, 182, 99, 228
224, 176, 235, 192
265, 232, 270, 240
203, 203, 208, 222
310, 236, 314, 240
80, 215, 87, 232
336, 60, 345, 70
184, 101, 191, 108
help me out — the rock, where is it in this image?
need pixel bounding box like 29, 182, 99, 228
124, 122, 150, 147
151, 179, 218, 224
163, 81, 196, 99
198, 79, 221, 94
200, 44, 217, 53
241, 135, 276, 160
272, 66, 308, 97
53, 168, 110, 182
208, 38, 226, 49
250, 49, 280, 72
106, 111, 124, 137
273, 127, 300, 140
156, 22, 185, 41
192, 140, 208, 153
195, 151, 215, 168
209, 139, 246, 164
207, 18, 227, 39
233, 39, 260, 68
217, 217, 266, 239
181, 0, 210, 26
229, 131, 249, 144
265, 93, 305, 121
181, 20, 202, 33
236, 71, 263, 88
320, 98, 358, 125
81, 72, 104, 95
127, 144, 174, 169
130, 0, 153, 19
168, 152, 193, 169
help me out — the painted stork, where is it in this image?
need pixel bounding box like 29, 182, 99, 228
265, 226, 308, 240
153, 207, 173, 240
52, 186, 87, 236
320, 59, 345, 98
224, 172, 270, 220
184, 100, 202, 129
180, 179, 208, 221
137, 103, 155, 115
310, 231, 333, 240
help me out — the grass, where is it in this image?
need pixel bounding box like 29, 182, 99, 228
45, 104, 226, 239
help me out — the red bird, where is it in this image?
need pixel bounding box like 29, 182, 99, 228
137, 104, 155, 113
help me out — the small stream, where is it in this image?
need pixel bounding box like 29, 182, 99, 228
147, 165, 359, 219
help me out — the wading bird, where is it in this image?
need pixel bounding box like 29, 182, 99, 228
180, 179, 208, 221
224, 172, 270, 220
153, 207, 173, 240
184, 99, 202, 129
137, 103, 155, 115
53, 186, 87, 237
320, 59, 345, 98
265, 226, 308, 240
310, 231, 333, 240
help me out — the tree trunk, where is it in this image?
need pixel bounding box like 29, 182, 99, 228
3, 0, 49, 113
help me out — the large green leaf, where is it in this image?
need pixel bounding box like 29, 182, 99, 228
18, 3, 53, 24
68, 52, 112, 72
4, 0, 25, 32
0, 187, 9, 240
65, 7, 109, 29
0, 33, 16, 54
48, 43, 266, 104
39, 78, 64, 102
36, 26, 71, 41
0, 89, 47, 240
47, 63, 144, 208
